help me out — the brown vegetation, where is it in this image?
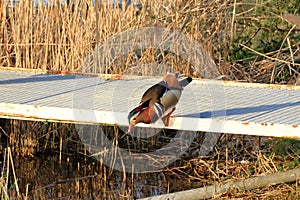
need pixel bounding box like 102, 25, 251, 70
1, 0, 298, 81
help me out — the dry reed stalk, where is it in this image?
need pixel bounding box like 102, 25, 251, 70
239, 43, 300, 68
24, 183, 29, 200
0, 147, 20, 199
271, 24, 299, 83
0, 148, 8, 199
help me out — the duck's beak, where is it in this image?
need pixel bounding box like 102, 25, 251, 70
128, 124, 135, 133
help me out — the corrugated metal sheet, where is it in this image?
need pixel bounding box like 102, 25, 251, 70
0, 70, 299, 139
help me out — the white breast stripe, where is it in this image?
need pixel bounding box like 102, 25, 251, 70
153, 103, 165, 118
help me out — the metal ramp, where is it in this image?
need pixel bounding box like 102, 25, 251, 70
0, 69, 299, 139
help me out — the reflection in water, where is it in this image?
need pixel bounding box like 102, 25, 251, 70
10, 153, 167, 199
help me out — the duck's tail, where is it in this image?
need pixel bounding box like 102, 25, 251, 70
179, 77, 192, 87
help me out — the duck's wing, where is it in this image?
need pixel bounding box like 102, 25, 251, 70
140, 81, 168, 106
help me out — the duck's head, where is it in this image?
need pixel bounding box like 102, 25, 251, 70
128, 117, 137, 133
128, 108, 149, 132
163, 73, 183, 90
128, 110, 138, 132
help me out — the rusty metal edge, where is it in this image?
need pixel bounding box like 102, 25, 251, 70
0, 102, 299, 139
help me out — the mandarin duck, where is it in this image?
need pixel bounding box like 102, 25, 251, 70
128, 73, 192, 132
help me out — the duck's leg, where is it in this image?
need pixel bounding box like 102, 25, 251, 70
164, 107, 176, 126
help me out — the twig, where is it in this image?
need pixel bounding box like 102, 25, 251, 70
230, 0, 237, 45
239, 43, 300, 67
271, 24, 297, 83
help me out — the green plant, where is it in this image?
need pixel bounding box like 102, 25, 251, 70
271, 138, 300, 155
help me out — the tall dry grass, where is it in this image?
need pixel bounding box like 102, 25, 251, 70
1, 0, 299, 81
0, 0, 234, 77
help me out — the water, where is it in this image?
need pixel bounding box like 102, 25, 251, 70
3, 151, 168, 199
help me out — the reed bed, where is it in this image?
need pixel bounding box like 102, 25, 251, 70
1, 0, 299, 81
0, 0, 233, 77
